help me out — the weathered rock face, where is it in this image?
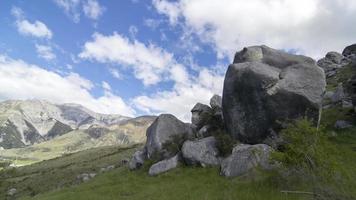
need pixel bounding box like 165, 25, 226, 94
222, 45, 326, 143
191, 103, 212, 130
210, 95, 222, 109
148, 154, 180, 176
129, 149, 147, 170
342, 44, 356, 57
182, 136, 221, 167
317, 52, 347, 78
221, 144, 273, 177
145, 114, 193, 159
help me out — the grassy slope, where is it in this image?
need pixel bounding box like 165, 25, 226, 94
0, 125, 352, 200
0, 145, 138, 199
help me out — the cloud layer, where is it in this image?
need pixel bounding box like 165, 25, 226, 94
0, 55, 135, 117
153, 0, 356, 58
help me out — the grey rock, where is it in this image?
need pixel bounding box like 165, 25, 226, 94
182, 136, 221, 167
342, 100, 353, 108
221, 144, 273, 177
191, 103, 212, 130
145, 114, 193, 159
210, 95, 222, 109
325, 51, 344, 64
334, 120, 353, 129
77, 173, 95, 182
7, 188, 17, 196
331, 83, 345, 103
129, 149, 146, 170
148, 154, 180, 176
234, 45, 315, 67
196, 125, 213, 138
100, 165, 115, 172
342, 44, 356, 57
223, 45, 326, 143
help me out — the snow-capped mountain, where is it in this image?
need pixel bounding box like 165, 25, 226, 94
0, 99, 131, 149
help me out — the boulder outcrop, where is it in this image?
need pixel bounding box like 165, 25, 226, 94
145, 114, 194, 159
222, 45, 326, 143
221, 144, 273, 177
191, 103, 212, 130
182, 136, 221, 167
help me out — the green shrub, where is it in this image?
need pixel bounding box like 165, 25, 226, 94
272, 119, 336, 177
161, 134, 188, 157
213, 130, 235, 157
271, 118, 352, 199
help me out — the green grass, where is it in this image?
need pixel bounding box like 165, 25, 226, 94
0, 126, 351, 200
0, 145, 139, 199
23, 167, 307, 200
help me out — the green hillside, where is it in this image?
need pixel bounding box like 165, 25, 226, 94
0, 124, 355, 200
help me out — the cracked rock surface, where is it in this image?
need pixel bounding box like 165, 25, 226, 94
222, 45, 326, 143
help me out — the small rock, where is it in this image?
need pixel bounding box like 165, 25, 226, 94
221, 144, 273, 177
129, 149, 146, 170
121, 159, 129, 165
334, 120, 353, 129
148, 154, 180, 176
196, 125, 213, 138
100, 165, 115, 172
7, 188, 17, 196
77, 173, 93, 182
210, 95, 222, 109
342, 100, 353, 108
182, 136, 221, 167
191, 103, 213, 130
331, 83, 345, 103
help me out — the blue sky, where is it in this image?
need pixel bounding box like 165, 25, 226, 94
0, 0, 355, 121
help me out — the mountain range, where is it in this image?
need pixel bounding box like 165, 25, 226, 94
0, 99, 155, 150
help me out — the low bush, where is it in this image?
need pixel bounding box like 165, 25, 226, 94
213, 129, 235, 157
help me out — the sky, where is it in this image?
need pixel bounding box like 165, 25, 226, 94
0, 0, 355, 122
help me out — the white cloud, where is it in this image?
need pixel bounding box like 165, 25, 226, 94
35, 44, 56, 60
153, 0, 356, 58
12, 7, 53, 39
0, 55, 135, 117
83, 0, 104, 20
54, 0, 104, 22
133, 68, 224, 122
109, 68, 123, 80
153, 0, 181, 25
102, 81, 111, 91
54, 0, 81, 23
79, 32, 179, 86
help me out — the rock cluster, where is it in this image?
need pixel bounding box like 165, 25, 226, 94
320, 44, 356, 113
128, 44, 354, 178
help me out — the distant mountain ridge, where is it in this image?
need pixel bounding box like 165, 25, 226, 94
0, 99, 132, 149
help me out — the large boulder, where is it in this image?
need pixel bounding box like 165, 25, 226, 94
129, 149, 147, 170
222, 45, 326, 143
182, 136, 221, 167
221, 144, 273, 177
148, 154, 180, 176
145, 114, 193, 159
191, 103, 212, 130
